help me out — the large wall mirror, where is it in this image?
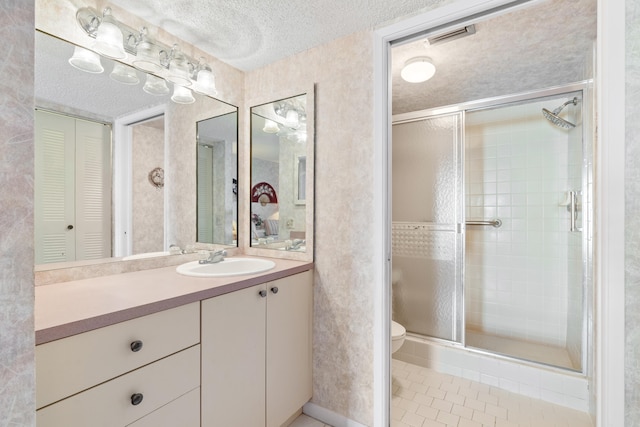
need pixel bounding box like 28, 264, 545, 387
247, 89, 314, 261
34, 30, 238, 266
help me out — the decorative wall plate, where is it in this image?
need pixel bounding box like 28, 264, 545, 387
148, 167, 164, 188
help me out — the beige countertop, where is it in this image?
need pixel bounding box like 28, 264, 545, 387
35, 257, 313, 345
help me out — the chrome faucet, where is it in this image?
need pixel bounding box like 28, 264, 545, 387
199, 249, 227, 264
289, 239, 305, 250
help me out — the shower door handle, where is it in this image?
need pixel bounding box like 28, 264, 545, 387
569, 191, 582, 232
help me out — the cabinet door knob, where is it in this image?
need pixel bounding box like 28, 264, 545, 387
131, 393, 144, 406
67, 225, 74, 230
130, 340, 143, 352
259, 290, 267, 298
271, 286, 279, 294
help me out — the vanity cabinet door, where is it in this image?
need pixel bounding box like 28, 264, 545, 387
201, 284, 267, 427
266, 270, 313, 427
201, 270, 313, 427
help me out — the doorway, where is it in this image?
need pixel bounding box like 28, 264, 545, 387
372, 0, 625, 425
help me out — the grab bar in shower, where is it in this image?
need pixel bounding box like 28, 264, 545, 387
466, 219, 502, 228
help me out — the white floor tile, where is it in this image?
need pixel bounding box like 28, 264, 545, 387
392, 359, 594, 427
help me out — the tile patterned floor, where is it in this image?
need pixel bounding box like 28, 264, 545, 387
291, 359, 593, 427
392, 359, 593, 427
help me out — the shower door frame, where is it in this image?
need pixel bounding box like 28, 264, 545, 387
392, 81, 593, 373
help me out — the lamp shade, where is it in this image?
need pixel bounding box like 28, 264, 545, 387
401, 57, 436, 83
143, 74, 170, 96
193, 68, 217, 97
285, 110, 299, 128
262, 119, 280, 134
110, 62, 139, 85
171, 85, 195, 104
166, 51, 191, 87
68, 46, 104, 73
133, 40, 163, 73
92, 9, 126, 59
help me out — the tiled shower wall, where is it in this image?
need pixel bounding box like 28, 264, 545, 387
465, 97, 583, 351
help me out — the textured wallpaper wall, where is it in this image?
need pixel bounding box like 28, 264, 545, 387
245, 32, 377, 424
626, 0, 640, 424
0, 0, 35, 424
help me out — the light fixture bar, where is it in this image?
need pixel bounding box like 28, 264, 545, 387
74, 6, 218, 97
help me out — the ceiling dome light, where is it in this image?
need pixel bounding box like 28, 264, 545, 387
401, 57, 436, 83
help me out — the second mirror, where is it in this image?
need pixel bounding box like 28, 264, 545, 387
250, 93, 311, 255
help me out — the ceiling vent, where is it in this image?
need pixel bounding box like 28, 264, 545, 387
427, 24, 476, 45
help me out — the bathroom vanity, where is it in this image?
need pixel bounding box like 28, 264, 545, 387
35, 258, 313, 427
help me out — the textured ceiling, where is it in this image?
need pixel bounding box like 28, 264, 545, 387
391, 0, 597, 114
109, 0, 446, 71
36, 0, 597, 120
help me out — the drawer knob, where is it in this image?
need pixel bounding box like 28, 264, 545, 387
131, 393, 144, 406
271, 286, 279, 294
259, 290, 267, 298
130, 340, 144, 352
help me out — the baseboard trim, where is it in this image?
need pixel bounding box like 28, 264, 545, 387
302, 402, 368, 427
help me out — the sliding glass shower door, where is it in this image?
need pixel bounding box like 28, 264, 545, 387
391, 88, 589, 371
391, 113, 463, 342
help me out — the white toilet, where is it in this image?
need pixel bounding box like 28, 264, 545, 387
392, 320, 406, 353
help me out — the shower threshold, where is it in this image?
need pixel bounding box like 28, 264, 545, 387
465, 330, 578, 371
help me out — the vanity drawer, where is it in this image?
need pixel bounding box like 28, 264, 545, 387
36, 345, 200, 427
128, 387, 200, 427
36, 302, 200, 409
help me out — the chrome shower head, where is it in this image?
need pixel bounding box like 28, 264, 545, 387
542, 97, 578, 129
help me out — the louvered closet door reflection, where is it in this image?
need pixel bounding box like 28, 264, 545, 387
392, 113, 463, 342
35, 110, 111, 264
35, 110, 76, 264
75, 118, 111, 260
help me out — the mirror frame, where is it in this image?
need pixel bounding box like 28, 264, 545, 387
244, 85, 315, 262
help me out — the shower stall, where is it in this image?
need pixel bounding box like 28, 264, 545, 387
391, 83, 592, 373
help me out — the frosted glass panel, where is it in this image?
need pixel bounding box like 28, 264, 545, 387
392, 115, 459, 224
392, 223, 457, 339
392, 113, 462, 341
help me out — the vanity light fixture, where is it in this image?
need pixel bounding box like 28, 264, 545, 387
192, 64, 218, 97
285, 110, 300, 128
132, 35, 163, 73
401, 57, 436, 83
263, 119, 280, 134
272, 100, 305, 130
171, 85, 195, 104
165, 46, 192, 87
75, 6, 219, 100
92, 7, 126, 59
143, 74, 170, 96
110, 62, 140, 85
68, 46, 104, 73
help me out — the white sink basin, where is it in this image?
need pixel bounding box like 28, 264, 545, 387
176, 257, 276, 277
